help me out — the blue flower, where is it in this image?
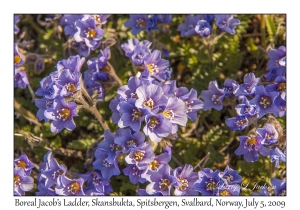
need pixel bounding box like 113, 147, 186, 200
271, 178, 286, 196
274, 96, 286, 117
249, 85, 279, 119
36, 179, 58, 196
93, 150, 120, 180
265, 76, 286, 100
40, 157, 67, 188
44, 97, 79, 133
265, 46, 286, 82
235, 73, 260, 97
35, 98, 54, 122
82, 15, 111, 25
121, 38, 152, 59
143, 50, 170, 81
96, 130, 122, 163
35, 75, 61, 99
114, 128, 145, 153
234, 135, 270, 162
195, 20, 211, 37
125, 142, 155, 169
56, 55, 85, 74
215, 15, 240, 34
177, 15, 202, 37
223, 78, 239, 97
14, 68, 29, 89
143, 113, 172, 142
175, 87, 204, 122
74, 18, 104, 48
225, 116, 248, 131
270, 147, 286, 168
14, 154, 35, 176
200, 80, 225, 111
146, 164, 177, 196
14, 167, 34, 196
146, 16, 159, 33
219, 166, 242, 185
257, 124, 278, 145
235, 96, 258, 117
124, 15, 148, 35
173, 164, 198, 196
194, 169, 223, 196
204, 15, 215, 25
60, 15, 84, 38
77, 170, 112, 195
55, 174, 85, 195
123, 164, 147, 184
56, 69, 81, 97
154, 15, 172, 24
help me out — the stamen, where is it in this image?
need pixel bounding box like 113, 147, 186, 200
143, 98, 154, 109
159, 178, 171, 190
67, 182, 81, 194
131, 109, 143, 121
259, 96, 271, 108
86, 28, 97, 38
178, 178, 189, 191
148, 116, 159, 129
133, 151, 145, 161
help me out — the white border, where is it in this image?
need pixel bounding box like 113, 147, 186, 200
3, 0, 298, 209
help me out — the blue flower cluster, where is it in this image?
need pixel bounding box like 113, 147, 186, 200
200, 46, 286, 164
36, 151, 113, 195
111, 38, 204, 142
14, 154, 34, 196
124, 15, 172, 35
34, 55, 85, 133
177, 14, 240, 37
60, 15, 110, 56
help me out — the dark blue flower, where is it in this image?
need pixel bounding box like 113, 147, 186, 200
235, 96, 258, 117
118, 98, 148, 131
223, 78, 239, 97
55, 174, 85, 195
14, 167, 34, 196
235, 73, 260, 97
271, 178, 286, 196
14, 154, 35, 176
56, 69, 81, 97
225, 116, 248, 131
265, 76, 286, 100
173, 164, 198, 196
195, 20, 211, 37
204, 15, 215, 25
274, 96, 286, 117
146, 164, 177, 196
219, 166, 242, 185
124, 15, 148, 35
249, 85, 279, 119
40, 157, 67, 188
35, 75, 61, 99
154, 15, 172, 24
60, 15, 84, 38
96, 130, 122, 163
44, 97, 79, 133
123, 164, 147, 184
265, 46, 286, 82
200, 80, 225, 111
114, 128, 145, 153
93, 150, 120, 180
77, 170, 112, 195
146, 16, 159, 33
234, 135, 270, 162
194, 169, 223, 196
36, 179, 58, 196
177, 15, 202, 37
215, 15, 240, 34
